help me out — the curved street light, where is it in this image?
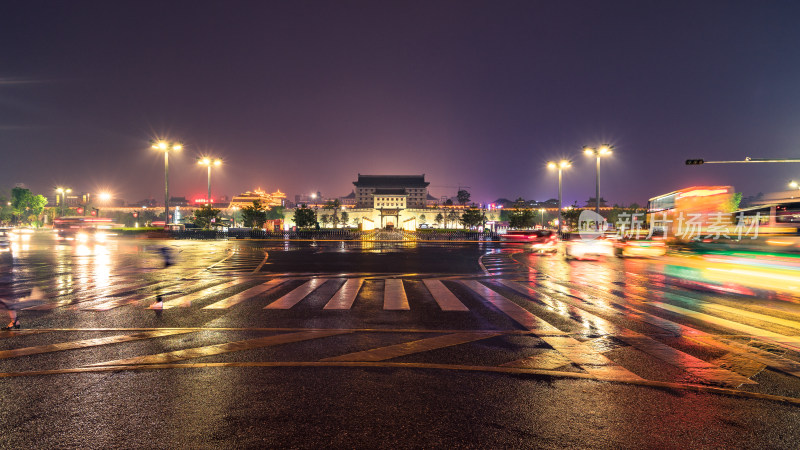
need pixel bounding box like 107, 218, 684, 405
583, 145, 613, 229
198, 157, 222, 206
547, 160, 571, 232
151, 140, 182, 228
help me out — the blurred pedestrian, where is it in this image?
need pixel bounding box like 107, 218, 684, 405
153, 246, 175, 307
1, 288, 44, 330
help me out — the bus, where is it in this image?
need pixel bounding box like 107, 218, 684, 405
53, 216, 113, 242
647, 186, 734, 241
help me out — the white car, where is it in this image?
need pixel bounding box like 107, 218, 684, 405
565, 236, 614, 260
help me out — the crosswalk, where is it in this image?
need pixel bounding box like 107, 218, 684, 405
7, 272, 800, 389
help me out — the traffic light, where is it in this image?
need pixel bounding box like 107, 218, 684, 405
133, 211, 138, 218
685, 159, 705, 165
90, 208, 98, 216
76, 207, 84, 215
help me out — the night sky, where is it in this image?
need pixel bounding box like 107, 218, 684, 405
2, 1, 800, 206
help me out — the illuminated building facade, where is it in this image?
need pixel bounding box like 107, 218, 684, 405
228, 188, 286, 209
353, 174, 429, 209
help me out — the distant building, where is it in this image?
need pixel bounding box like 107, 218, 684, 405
229, 188, 286, 209
353, 174, 430, 209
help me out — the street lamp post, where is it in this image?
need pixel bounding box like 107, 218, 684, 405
539, 208, 546, 228
583, 145, 613, 229
55, 187, 72, 217
151, 140, 182, 228
198, 157, 222, 206
231, 206, 238, 228
547, 160, 571, 234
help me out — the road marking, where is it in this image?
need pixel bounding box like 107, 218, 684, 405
697, 302, 800, 331
322, 331, 502, 362
0, 330, 194, 360
252, 251, 269, 273
500, 280, 757, 387
649, 301, 800, 351
203, 279, 286, 309
77, 281, 181, 311
323, 279, 363, 310
24, 282, 137, 310
423, 279, 469, 311
541, 279, 800, 380
190, 248, 235, 277
384, 279, 409, 310
90, 330, 350, 366
265, 279, 326, 309
501, 350, 574, 370
460, 280, 643, 382
152, 279, 241, 309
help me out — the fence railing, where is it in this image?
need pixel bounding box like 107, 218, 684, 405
169, 228, 500, 241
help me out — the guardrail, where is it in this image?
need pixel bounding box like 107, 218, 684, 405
169, 229, 500, 241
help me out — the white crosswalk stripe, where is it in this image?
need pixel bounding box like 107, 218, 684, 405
265, 279, 326, 309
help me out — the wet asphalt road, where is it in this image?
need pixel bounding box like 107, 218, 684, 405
2, 233, 800, 448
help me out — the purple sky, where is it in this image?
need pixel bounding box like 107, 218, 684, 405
2, 1, 800, 206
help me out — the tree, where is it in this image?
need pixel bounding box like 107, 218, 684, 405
194, 205, 221, 229
561, 208, 583, 230
11, 188, 46, 226
293, 205, 317, 228
444, 199, 453, 206
324, 199, 341, 226
320, 214, 330, 227
265, 206, 285, 220
447, 209, 460, 228
241, 200, 268, 228
434, 213, 444, 227
457, 189, 471, 206
509, 209, 534, 229
419, 214, 426, 225
460, 207, 485, 229
340, 211, 349, 227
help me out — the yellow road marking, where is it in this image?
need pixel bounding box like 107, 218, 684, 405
461, 280, 643, 382
91, 330, 350, 366
322, 331, 503, 362
501, 280, 757, 387
153, 279, 241, 309
203, 279, 286, 309
423, 279, 469, 311
323, 279, 363, 310
384, 279, 409, 310
265, 279, 326, 309
252, 251, 269, 273
0, 330, 194, 360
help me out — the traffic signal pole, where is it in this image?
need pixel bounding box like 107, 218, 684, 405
686, 157, 800, 165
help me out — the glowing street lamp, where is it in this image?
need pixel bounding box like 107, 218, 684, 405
547, 160, 571, 232
55, 187, 72, 217
151, 140, 182, 228
198, 157, 222, 206
584, 145, 613, 228
790, 181, 798, 189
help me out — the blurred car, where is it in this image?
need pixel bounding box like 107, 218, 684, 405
0, 228, 11, 252
526, 230, 558, 253
565, 236, 614, 260
614, 238, 667, 257
501, 229, 557, 247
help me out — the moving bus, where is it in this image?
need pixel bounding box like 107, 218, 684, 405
53, 216, 113, 241
647, 186, 733, 241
